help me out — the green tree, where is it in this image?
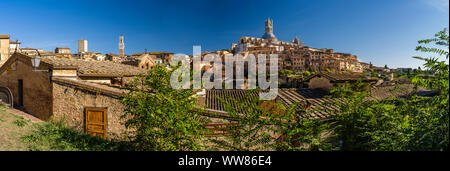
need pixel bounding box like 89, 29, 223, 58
121, 65, 208, 151
303, 70, 311, 77
328, 82, 412, 151
280, 69, 293, 77
208, 90, 279, 151
409, 28, 449, 150
327, 28, 449, 151
208, 89, 332, 151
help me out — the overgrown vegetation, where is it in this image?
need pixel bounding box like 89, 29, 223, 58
22, 119, 129, 151
207, 90, 334, 151
121, 65, 209, 151
13, 116, 29, 127
208, 90, 281, 151
327, 28, 449, 151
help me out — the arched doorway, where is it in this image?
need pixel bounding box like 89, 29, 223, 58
0, 86, 13, 107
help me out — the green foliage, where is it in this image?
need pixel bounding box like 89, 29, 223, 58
279, 69, 293, 77
121, 65, 208, 151
13, 117, 28, 127
0, 108, 4, 122
370, 69, 377, 78
329, 82, 412, 150
327, 28, 449, 151
208, 89, 332, 151
276, 116, 335, 151
22, 119, 126, 151
208, 89, 278, 151
300, 70, 312, 79
408, 28, 449, 150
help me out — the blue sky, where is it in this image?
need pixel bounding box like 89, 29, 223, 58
1, 0, 448, 68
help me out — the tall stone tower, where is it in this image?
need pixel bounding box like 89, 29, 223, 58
119, 34, 124, 57
265, 18, 273, 33
293, 36, 300, 45
262, 18, 277, 42
78, 39, 88, 54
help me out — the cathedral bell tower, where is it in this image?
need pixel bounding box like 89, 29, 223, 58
119, 34, 124, 57
262, 18, 277, 42
265, 18, 273, 33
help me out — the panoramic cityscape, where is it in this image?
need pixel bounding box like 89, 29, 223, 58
0, 0, 448, 167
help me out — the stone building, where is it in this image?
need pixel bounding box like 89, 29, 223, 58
302, 71, 377, 92
55, 47, 71, 54
0, 52, 147, 139
0, 35, 10, 64
93, 54, 106, 61
55, 47, 71, 58
20, 47, 44, 56
105, 53, 122, 63
121, 53, 156, 70
132, 52, 174, 66
78, 39, 88, 54
232, 18, 304, 53
119, 35, 124, 57
231, 19, 361, 72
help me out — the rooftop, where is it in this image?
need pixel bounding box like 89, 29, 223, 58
41, 56, 147, 76
0, 35, 10, 39
203, 89, 338, 119
52, 77, 127, 97
305, 71, 377, 82
5, 53, 147, 77
203, 85, 426, 120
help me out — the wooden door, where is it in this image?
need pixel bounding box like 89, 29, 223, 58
84, 107, 107, 138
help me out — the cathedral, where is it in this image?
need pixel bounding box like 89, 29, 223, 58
232, 18, 304, 53
230, 18, 361, 72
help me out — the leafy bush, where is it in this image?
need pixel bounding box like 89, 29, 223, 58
22, 120, 128, 151
121, 65, 208, 151
328, 28, 449, 151
13, 118, 28, 127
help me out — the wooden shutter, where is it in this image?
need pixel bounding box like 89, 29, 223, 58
84, 107, 107, 138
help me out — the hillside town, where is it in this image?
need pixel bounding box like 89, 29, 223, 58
0, 3, 448, 171
0, 18, 426, 140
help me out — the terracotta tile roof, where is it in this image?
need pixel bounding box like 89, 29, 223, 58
368, 84, 431, 101
305, 71, 377, 82
277, 88, 340, 119
41, 57, 147, 76
204, 88, 339, 119
52, 77, 128, 97
204, 85, 427, 120
9, 40, 20, 44
205, 89, 260, 114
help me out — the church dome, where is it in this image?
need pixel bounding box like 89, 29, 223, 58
262, 32, 277, 40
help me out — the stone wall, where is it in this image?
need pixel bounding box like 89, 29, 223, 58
52, 81, 129, 139
308, 77, 333, 92
0, 59, 53, 120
